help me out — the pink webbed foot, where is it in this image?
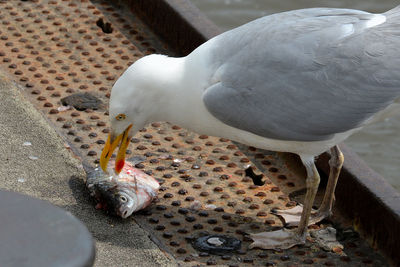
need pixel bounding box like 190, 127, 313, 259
272, 205, 330, 227
249, 228, 305, 250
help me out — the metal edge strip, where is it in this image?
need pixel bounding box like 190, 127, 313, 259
123, 0, 221, 55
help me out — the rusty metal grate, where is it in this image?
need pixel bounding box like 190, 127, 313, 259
0, 0, 389, 266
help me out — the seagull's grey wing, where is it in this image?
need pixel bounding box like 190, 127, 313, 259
202, 7, 400, 142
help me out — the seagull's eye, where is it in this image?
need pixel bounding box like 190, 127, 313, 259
116, 113, 126, 121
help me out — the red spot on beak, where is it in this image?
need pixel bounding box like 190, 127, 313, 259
116, 159, 125, 174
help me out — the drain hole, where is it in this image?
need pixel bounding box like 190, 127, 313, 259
245, 167, 264, 186
96, 18, 113, 34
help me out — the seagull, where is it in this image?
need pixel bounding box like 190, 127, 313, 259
100, 6, 400, 249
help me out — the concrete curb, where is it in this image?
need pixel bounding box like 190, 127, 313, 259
0, 71, 177, 267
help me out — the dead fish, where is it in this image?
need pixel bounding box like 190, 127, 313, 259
86, 160, 159, 218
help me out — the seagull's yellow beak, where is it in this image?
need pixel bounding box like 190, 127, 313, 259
100, 124, 133, 174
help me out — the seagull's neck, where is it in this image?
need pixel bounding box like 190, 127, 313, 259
143, 54, 212, 125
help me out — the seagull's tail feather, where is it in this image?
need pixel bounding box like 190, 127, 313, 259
375, 5, 400, 35
384, 5, 400, 18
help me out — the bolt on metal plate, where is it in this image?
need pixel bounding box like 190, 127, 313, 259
0, 0, 389, 266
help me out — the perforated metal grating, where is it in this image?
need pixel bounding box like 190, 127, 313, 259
0, 0, 389, 266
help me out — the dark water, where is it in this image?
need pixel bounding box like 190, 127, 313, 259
191, 0, 400, 191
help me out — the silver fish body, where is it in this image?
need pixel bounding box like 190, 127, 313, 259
86, 161, 159, 218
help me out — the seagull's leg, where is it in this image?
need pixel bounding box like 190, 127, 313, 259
273, 146, 343, 226
296, 160, 320, 234
250, 159, 320, 249
314, 145, 344, 220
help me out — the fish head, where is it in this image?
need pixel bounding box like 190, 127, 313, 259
114, 188, 137, 218
93, 181, 138, 218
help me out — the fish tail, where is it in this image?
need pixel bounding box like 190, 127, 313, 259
82, 162, 95, 173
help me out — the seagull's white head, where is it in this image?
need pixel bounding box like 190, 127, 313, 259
100, 54, 172, 173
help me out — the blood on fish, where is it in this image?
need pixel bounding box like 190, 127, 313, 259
116, 160, 125, 172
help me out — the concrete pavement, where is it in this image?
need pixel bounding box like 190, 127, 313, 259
0, 72, 177, 267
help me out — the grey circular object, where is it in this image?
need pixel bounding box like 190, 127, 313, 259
192, 234, 241, 255
0, 190, 95, 267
